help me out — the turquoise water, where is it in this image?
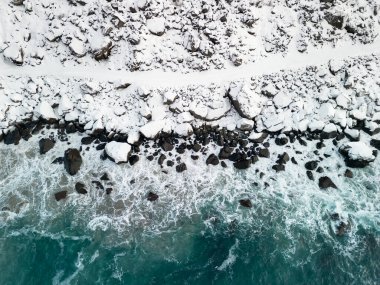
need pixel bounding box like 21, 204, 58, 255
0, 135, 379, 285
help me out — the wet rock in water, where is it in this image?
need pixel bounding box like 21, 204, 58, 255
96, 143, 106, 151
316, 166, 324, 173
129, 155, 139, 165
147, 192, 159, 202
319, 176, 337, 189
161, 141, 174, 152
81, 136, 95, 145
275, 136, 288, 146
291, 157, 298, 164
258, 148, 270, 158
4, 128, 21, 145
54, 191, 67, 201
176, 163, 187, 173
336, 221, 351, 236
305, 160, 319, 171
306, 170, 314, 181
193, 143, 202, 152
272, 164, 285, 172
52, 157, 64, 164
92, 180, 104, 190
158, 154, 166, 165
277, 152, 290, 164
206, 154, 219, 166
234, 159, 251, 169
344, 169, 353, 178
106, 188, 113, 195
64, 148, 82, 175
167, 160, 174, 167
39, 138, 55, 154
221, 161, 227, 168
370, 139, 380, 150
218, 146, 234, 159
239, 199, 252, 208
191, 155, 199, 160
100, 173, 109, 181
75, 182, 87, 194
339, 142, 375, 168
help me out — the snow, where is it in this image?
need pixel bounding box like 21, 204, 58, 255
105, 142, 132, 164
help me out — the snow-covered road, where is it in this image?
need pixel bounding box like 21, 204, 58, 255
1, 39, 379, 88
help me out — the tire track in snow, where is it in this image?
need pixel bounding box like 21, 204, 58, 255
0, 39, 379, 88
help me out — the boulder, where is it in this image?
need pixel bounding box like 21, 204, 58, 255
305, 160, 318, 171
272, 164, 285, 172
3, 44, 24, 65
176, 163, 187, 173
75, 182, 87, 194
39, 138, 55, 154
54, 191, 67, 201
339, 142, 375, 168
105, 141, 132, 164
239, 199, 252, 208
69, 38, 86, 57
206, 154, 219, 166
140, 120, 165, 139
4, 128, 21, 145
234, 159, 251, 169
147, 192, 159, 202
147, 17, 165, 36
64, 149, 83, 175
344, 169, 353, 178
319, 176, 337, 189
325, 11, 344, 29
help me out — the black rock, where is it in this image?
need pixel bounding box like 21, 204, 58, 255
81, 136, 95, 145
106, 188, 113, 195
176, 163, 187, 173
221, 161, 227, 168
291, 157, 298, 164
316, 141, 325, 149
206, 154, 219, 166
336, 221, 351, 236
370, 139, 380, 150
258, 148, 270, 158
277, 152, 290, 164
64, 149, 82, 175
344, 169, 353, 178
193, 143, 202, 152
218, 146, 234, 159
191, 155, 199, 160
234, 159, 251, 169
161, 141, 174, 152
325, 11, 344, 29
167, 160, 174, 167
4, 128, 21, 145
147, 192, 159, 202
39, 138, 55, 154
52, 157, 64, 164
158, 154, 166, 165
305, 160, 318, 171
100, 173, 109, 181
92, 180, 104, 190
96, 143, 106, 150
275, 137, 288, 146
272, 164, 285, 172
306, 170, 314, 181
129, 155, 139, 165
316, 167, 324, 173
239, 199, 252, 208
75, 182, 87, 194
54, 191, 67, 201
319, 176, 337, 189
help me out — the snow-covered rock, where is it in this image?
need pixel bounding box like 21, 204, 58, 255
3, 44, 24, 65
140, 120, 165, 139
105, 142, 132, 164
228, 82, 263, 119
35, 101, 57, 121
339, 142, 376, 168
147, 18, 165, 36
237, 118, 254, 131
69, 38, 86, 57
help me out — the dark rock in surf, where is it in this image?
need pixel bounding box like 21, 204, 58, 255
54, 191, 67, 201
176, 163, 187, 173
100, 173, 109, 181
4, 128, 21, 145
344, 169, 353, 178
272, 164, 285, 172
239, 199, 252, 208
39, 138, 55, 154
64, 148, 82, 175
305, 160, 318, 171
319, 176, 337, 189
206, 154, 219, 166
234, 159, 251, 169
129, 155, 140, 165
81, 136, 95, 145
75, 182, 87, 194
147, 192, 159, 202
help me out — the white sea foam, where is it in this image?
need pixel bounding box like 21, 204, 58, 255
0, 131, 379, 254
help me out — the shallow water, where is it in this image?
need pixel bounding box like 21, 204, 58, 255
0, 134, 379, 285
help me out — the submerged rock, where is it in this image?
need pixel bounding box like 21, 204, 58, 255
64, 148, 82, 175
